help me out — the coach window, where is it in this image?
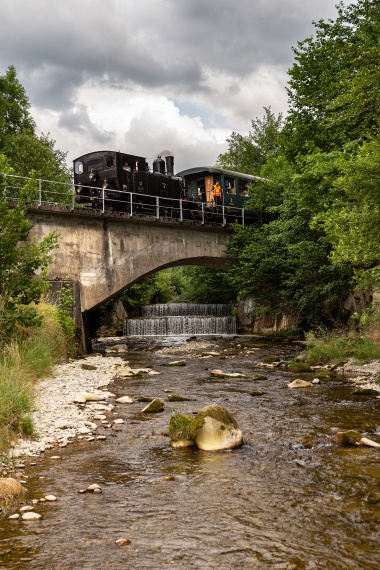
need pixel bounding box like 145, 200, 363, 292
225, 178, 235, 194
74, 161, 83, 175
105, 154, 114, 169
238, 180, 249, 195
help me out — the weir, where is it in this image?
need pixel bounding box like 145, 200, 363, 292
125, 303, 236, 336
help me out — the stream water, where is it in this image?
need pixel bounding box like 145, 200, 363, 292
1, 336, 380, 570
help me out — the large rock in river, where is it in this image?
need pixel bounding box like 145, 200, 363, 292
194, 405, 243, 451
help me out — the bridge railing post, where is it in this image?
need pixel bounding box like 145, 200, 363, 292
71, 185, 75, 210
156, 196, 160, 220
222, 205, 226, 226
129, 192, 133, 216
179, 199, 183, 222
242, 207, 245, 227
101, 187, 105, 213
201, 202, 205, 225
38, 178, 42, 207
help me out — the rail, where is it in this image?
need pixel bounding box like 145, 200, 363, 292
2, 174, 252, 227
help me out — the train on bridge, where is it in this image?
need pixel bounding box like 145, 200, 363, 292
73, 150, 264, 225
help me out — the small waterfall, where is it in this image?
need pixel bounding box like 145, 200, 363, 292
125, 304, 236, 336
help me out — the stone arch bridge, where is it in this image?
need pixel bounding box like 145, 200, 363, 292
28, 205, 232, 351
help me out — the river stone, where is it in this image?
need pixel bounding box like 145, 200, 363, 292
115, 396, 134, 404
287, 379, 312, 389
8, 513, 20, 520
210, 369, 247, 378
141, 398, 164, 413
73, 392, 106, 403
20, 505, 34, 512
0, 478, 25, 500
81, 363, 98, 371
194, 405, 243, 451
45, 495, 57, 501
22, 511, 42, 520
115, 538, 131, 547
166, 360, 187, 366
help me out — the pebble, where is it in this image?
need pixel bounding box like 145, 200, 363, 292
45, 495, 57, 502
22, 512, 42, 520
115, 538, 131, 547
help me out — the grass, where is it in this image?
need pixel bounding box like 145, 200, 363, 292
305, 330, 380, 365
0, 302, 76, 454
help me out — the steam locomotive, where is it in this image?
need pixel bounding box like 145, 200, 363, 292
73, 150, 263, 224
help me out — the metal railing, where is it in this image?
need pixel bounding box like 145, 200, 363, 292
3, 174, 250, 227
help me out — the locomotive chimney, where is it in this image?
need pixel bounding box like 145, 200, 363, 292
165, 155, 174, 177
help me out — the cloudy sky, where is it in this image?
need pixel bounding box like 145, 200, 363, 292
1, 0, 344, 173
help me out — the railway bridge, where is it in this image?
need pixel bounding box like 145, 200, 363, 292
27, 204, 232, 351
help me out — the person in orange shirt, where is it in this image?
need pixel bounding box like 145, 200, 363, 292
212, 181, 222, 205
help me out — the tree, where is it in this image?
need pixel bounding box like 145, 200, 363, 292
0, 155, 59, 339
312, 134, 380, 287
0, 66, 71, 186
216, 107, 283, 175
0, 65, 35, 149
284, 0, 380, 157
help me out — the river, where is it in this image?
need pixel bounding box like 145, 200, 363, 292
1, 336, 380, 569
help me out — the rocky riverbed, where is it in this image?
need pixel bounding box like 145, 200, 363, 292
9, 340, 223, 459
7, 338, 380, 461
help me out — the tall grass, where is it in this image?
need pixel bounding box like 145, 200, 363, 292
306, 330, 380, 365
0, 302, 76, 454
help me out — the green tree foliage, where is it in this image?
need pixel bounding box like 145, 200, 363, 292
0, 66, 71, 184
216, 107, 283, 175
284, 0, 380, 156
179, 266, 236, 305
312, 134, 380, 286
0, 156, 59, 339
0, 65, 35, 147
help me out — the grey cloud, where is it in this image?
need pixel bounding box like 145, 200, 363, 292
58, 104, 114, 146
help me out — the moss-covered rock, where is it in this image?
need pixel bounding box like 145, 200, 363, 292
168, 395, 192, 402
168, 414, 204, 448
141, 398, 164, 413
250, 389, 265, 396
336, 430, 363, 446
353, 388, 379, 396
289, 361, 312, 373
194, 405, 243, 451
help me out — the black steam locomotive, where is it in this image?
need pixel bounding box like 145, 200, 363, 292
73, 150, 263, 224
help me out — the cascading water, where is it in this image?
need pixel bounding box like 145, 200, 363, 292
124, 303, 236, 336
